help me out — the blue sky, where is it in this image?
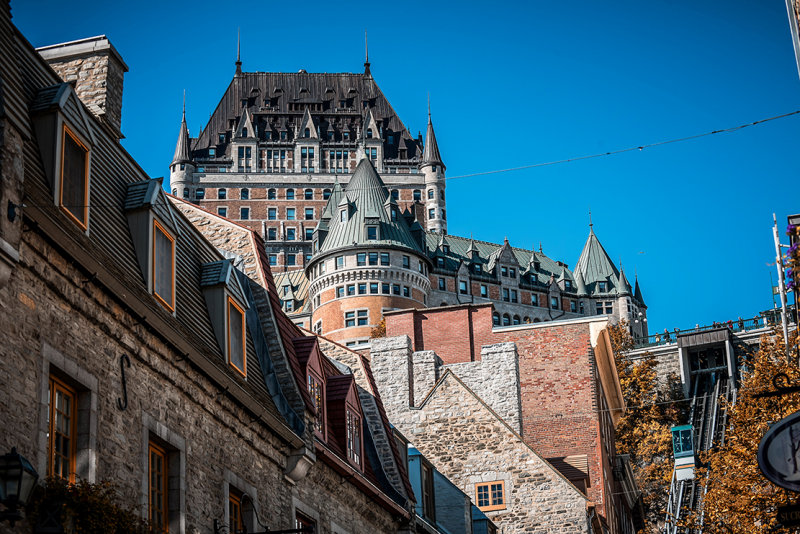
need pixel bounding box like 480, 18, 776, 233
13, 0, 800, 334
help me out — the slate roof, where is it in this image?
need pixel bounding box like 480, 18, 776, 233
315, 158, 425, 256
574, 227, 620, 295
634, 276, 647, 307
422, 115, 443, 167
423, 233, 577, 289
172, 108, 190, 164
191, 72, 422, 160
273, 269, 311, 314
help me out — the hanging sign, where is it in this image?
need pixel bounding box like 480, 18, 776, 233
778, 504, 800, 527
758, 410, 800, 492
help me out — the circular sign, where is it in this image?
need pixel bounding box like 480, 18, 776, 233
758, 410, 800, 492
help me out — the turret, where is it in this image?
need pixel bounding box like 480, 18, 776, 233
169, 96, 194, 200
419, 102, 446, 234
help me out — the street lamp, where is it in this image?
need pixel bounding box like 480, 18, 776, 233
634, 311, 648, 341
0, 448, 39, 526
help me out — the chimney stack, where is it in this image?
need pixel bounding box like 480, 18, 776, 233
37, 36, 128, 140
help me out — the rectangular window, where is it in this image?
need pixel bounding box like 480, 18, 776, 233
153, 220, 175, 311
218, 188, 227, 200
380, 253, 390, 266
368, 252, 379, 266
287, 208, 296, 220
336, 256, 344, 269
475, 481, 506, 512
196, 188, 205, 200
358, 283, 366, 295
480, 284, 488, 298
295, 512, 316, 534
286, 228, 296, 241
357, 309, 369, 326
347, 284, 355, 296
308, 373, 324, 435
475, 264, 482, 274
428, 208, 435, 219
459, 281, 468, 295
347, 410, 362, 466
392, 284, 401, 295
596, 302, 604, 315
268, 254, 277, 266
305, 208, 314, 220
48, 376, 76, 481
267, 228, 277, 241
229, 491, 243, 534
570, 300, 577, 313
240, 207, 250, 220
382, 283, 390, 295
149, 441, 169, 531
60, 125, 90, 229
217, 207, 227, 217
370, 283, 379, 294
551, 297, 559, 310
345, 311, 355, 327
305, 228, 314, 241
438, 278, 446, 291
228, 298, 246, 377
367, 226, 378, 240
268, 208, 277, 220
402, 255, 410, 269
437, 257, 445, 268
503, 288, 510, 302
337, 287, 345, 298
532, 294, 539, 306
419, 261, 424, 274
501, 266, 508, 277
509, 268, 516, 278
403, 286, 410, 297
422, 463, 436, 522
511, 290, 518, 303
599, 281, 607, 292
357, 253, 366, 266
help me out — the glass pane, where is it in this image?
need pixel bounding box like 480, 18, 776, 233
154, 225, 174, 307
229, 301, 245, 373
61, 128, 88, 225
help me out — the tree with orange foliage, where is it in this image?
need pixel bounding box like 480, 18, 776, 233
608, 322, 685, 533
696, 331, 800, 534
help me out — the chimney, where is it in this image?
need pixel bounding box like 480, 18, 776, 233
37, 36, 128, 140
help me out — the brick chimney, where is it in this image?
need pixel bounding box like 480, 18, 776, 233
37, 36, 128, 140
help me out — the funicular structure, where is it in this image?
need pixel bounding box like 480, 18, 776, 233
664, 328, 738, 534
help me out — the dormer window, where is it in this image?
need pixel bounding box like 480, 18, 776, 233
227, 297, 246, 377
437, 257, 445, 268
308, 373, 325, 437
599, 281, 608, 292
443, 245, 450, 254
366, 130, 373, 139
346, 410, 362, 466
366, 226, 378, 240
219, 134, 225, 144
501, 266, 508, 277
153, 220, 175, 311
340, 209, 347, 222
60, 125, 90, 229
475, 264, 482, 274
509, 267, 516, 278
304, 128, 310, 137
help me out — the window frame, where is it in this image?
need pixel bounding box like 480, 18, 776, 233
148, 441, 169, 532
346, 409, 363, 468
48, 375, 77, 482
59, 123, 91, 230
152, 219, 176, 312
227, 297, 247, 377
475, 481, 507, 512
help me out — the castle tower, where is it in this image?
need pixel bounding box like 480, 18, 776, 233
169, 98, 194, 199
306, 158, 432, 346
419, 105, 446, 234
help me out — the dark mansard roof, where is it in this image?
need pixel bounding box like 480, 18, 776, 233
191, 72, 422, 160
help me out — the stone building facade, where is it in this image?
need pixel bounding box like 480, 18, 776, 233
0, 9, 420, 533
373, 307, 641, 534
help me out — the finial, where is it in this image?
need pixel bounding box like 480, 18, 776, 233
427, 93, 431, 122
235, 28, 242, 76
589, 208, 593, 228
182, 90, 186, 120
539, 241, 543, 253
363, 31, 371, 76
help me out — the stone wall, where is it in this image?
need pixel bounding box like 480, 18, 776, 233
443, 342, 522, 434
403, 373, 589, 533
0, 226, 400, 534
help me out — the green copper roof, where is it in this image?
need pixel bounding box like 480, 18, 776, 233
634, 276, 646, 307
618, 269, 632, 296
575, 227, 620, 295
315, 158, 424, 256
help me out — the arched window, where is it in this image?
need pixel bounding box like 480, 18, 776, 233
304, 128, 310, 137
304, 188, 313, 200
391, 189, 399, 200
493, 313, 501, 326
502, 314, 511, 326
268, 188, 276, 200
241, 188, 249, 200
523, 317, 531, 324
513, 315, 521, 325
533, 318, 541, 323
427, 189, 434, 200
323, 189, 331, 200
286, 188, 295, 200
218, 188, 227, 199
413, 190, 421, 201
366, 130, 373, 139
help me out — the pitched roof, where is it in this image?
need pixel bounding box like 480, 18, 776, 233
172, 108, 190, 164
315, 159, 425, 256
574, 227, 620, 295
617, 269, 632, 296
191, 72, 421, 160
273, 270, 311, 314
634, 276, 646, 307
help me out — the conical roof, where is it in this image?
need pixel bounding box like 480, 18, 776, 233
171, 109, 191, 165
618, 269, 632, 296
634, 276, 646, 307
422, 114, 443, 168
574, 271, 589, 296
575, 227, 619, 293
316, 179, 343, 232
315, 159, 424, 255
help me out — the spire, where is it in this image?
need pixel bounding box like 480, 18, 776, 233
634, 275, 647, 307
172, 95, 191, 165
235, 28, 242, 76
421, 99, 444, 169
363, 31, 371, 77
575, 225, 619, 287
466, 235, 478, 258
574, 271, 589, 297
618, 269, 632, 296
